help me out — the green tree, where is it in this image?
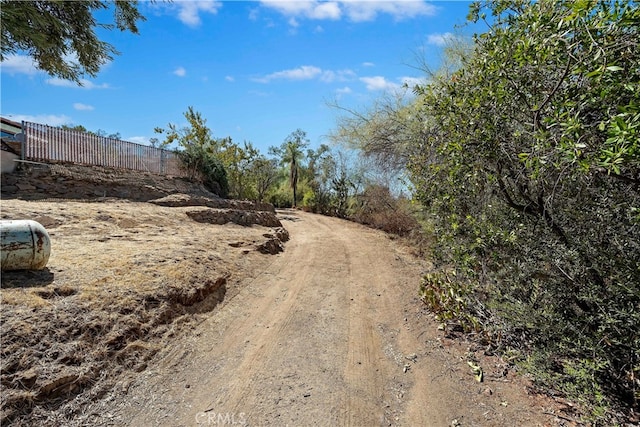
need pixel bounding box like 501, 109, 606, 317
328, 92, 425, 175
303, 144, 333, 213
252, 157, 279, 202
270, 129, 309, 207
60, 124, 89, 133
330, 151, 361, 218
1, 0, 145, 83
155, 107, 228, 197
217, 139, 260, 200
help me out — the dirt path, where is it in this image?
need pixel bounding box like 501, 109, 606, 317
98, 210, 560, 427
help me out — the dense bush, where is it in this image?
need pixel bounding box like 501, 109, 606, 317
349, 185, 419, 236
412, 0, 639, 422
155, 107, 229, 198
179, 145, 228, 197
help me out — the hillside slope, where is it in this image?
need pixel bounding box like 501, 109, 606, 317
1, 164, 288, 425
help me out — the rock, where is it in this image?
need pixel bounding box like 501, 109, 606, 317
185, 208, 283, 228
256, 237, 284, 255
2, 175, 17, 185
273, 227, 290, 242
16, 183, 36, 191
405, 353, 418, 363
1, 185, 18, 193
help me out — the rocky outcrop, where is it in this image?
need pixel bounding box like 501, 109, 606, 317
185, 208, 283, 228
150, 193, 274, 213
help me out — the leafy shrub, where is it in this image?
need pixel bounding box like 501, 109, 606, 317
419, 271, 481, 333
267, 182, 293, 208
411, 1, 640, 422
178, 145, 228, 197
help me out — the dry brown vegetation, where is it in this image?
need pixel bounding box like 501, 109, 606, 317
0, 165, 288, 425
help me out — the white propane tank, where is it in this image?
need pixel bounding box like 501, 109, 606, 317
1, 220, 51, 270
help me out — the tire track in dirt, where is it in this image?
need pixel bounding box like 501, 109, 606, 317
101, 210, 562, 427
221, 215, 353, 425
212, 216, 341, 422
339, 225, 393, 426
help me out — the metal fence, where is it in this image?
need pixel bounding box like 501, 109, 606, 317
21, 121, 187, 177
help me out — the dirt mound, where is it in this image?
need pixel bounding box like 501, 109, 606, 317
150, 193, 274, 212
0, 165, 289, 425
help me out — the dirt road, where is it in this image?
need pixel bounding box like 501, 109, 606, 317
100, 210, 559, 427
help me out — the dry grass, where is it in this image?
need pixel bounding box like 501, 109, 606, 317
1, 195, 285, 425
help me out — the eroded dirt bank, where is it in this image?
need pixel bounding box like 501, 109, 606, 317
1, 189, 288, 425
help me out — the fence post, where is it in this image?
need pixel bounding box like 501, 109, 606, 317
20, 121, 26, 160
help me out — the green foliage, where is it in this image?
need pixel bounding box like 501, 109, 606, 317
270, 129, 309, 207
178, 144, 228, 197
267, 179, 294, 208
0, 0, 144, 83
217, 139, 261, 200
419, 271, 480, 333
328, 92, 425, 174
409, 0, 639, 421
250, 157, 279, 202
155, 107, 229, 197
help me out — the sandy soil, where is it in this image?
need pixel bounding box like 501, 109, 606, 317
0, 196, 287, 425
80, 210, 570, 427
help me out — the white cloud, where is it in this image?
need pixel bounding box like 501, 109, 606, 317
426, 32, 454, 46
253, 65, 322, 83
225, 75, 235, 82
362, 62, 375, 67
336, 86, 352, 94
259, 1, 436, 23
173, 66, 187, 77
0, 54, 40, 76
253, 65, 356, 84
320, 69, 356, 83
360, 76, 400, 91
360, 75, 425, 92
127, 136, 151, 145
73, 103, 94, 111
343, 1, 437, 22
260, 1, 341, 21
5, 114, 72, 127
175, 1, 222, 27
313, 1, 342, 19
46, 78, 110, 89
0, 53, 113, 78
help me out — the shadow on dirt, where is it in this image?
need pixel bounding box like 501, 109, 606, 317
1, 268, 55, 288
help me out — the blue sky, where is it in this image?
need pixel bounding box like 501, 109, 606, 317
1, 1, 479, 154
